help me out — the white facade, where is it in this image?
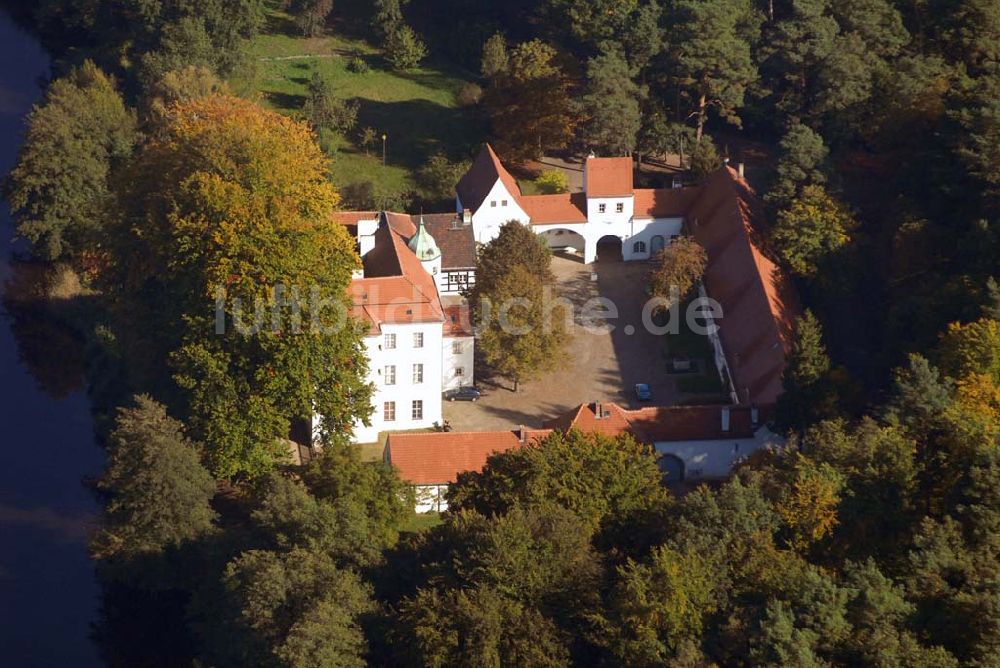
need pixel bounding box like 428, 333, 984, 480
413, 484, 448, 513
460, 178, 529, 245
442, 334, 474, 392
531, 218, 683, 264
354, 321, 446, 443
654, 426, 781, 480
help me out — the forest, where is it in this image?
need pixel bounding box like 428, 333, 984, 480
3, 0, 1000, 665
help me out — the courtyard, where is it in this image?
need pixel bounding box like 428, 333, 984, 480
445, 254, 707, 431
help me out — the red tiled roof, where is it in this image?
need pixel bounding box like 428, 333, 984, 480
633, 188, 697, 218
456, 144, 522, 212
585, 157, 634, 197
520, 192, 588, 225
382, 211, 418, 238
545, 402, 760, 443
350, 225, 444, 333
386, 430, 521, 484
688, 167, 800, 405
332, 211, 379, 226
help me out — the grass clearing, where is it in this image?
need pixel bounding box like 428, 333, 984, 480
237, 3, 483, 196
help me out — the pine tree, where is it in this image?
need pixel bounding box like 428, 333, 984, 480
579, 48, 642, 155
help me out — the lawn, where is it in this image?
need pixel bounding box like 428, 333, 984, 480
237, 3, 483, 197
400, 512, 443, 533
664, 299, 729, 399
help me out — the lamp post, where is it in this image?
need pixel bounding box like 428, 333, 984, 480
381, 133, 387, 165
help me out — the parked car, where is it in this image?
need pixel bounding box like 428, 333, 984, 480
634, 383, 652, 401
444, 386, 481, 402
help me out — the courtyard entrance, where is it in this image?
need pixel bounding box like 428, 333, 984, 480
596, 235, 623, 262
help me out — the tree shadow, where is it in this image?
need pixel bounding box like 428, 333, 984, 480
353, 98, 482, 170
266, 90, 307, 110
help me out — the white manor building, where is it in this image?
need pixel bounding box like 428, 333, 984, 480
330, 145, 798, 457
456, 144, 694, 263
330, 212, 476, 443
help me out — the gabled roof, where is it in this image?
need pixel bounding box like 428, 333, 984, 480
632, 188, 697, 219
545, 402, 759, 443
350, 225, 444, 334
386, 429, 550, 485
332, 211, 379, 226
688, 167, 799, 405
585, 156, 634, 197
456, 144, 522, 212
520, 192, 588, 225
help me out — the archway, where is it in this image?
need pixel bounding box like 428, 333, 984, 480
538, 228, 586, 258
657, 453, 685, 483
595, 235, 623, 262
650, 234, 665, 256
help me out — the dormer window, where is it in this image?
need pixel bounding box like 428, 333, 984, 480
616, 202, 624, 213
598, 203, 606, 213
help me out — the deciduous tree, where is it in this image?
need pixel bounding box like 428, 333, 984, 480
109, 96, 372, 478
484, 40, 576, 161
92, 396, 217, 567
5, 60, 137, 260
772, 184, 856, 277
647, 236, 707, 306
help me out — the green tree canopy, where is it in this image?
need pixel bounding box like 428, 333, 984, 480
108, 95, 372, 478
5, 60, 137, 260
772, 184, 856, 277
579, 48, 642, 155
92, 395, 217, 571
664, 0, 758, 141
484, 39, 576, 161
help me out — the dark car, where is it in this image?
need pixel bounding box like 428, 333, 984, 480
634, 383, 652, 401
444, 386, 481, 402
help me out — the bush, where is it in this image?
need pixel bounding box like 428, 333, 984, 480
689, 138, 720, 180
347, 56, 370, 74
456, 82, 483, 107
533, 170, 568, 194
416, 154, 468, 202
341, 181, 376, 209
385, 25, 428, 70
304, 73, 359, 133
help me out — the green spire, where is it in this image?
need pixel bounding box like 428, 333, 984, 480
408, 216, 441, 261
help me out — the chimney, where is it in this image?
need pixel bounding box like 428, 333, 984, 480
721, 406, 731, 432
750, 403, 759, 426
737, 162, 745, 178
462, 208, 472, 225
594, 402, 603, 419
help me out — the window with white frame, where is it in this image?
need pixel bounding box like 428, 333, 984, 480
452, 340, 462, 354
455, 367, 464, 377
501, 199, 508, 206
598, 203, 606, 213
412, 363, 423, 384
616, 202, 624, 213
490, 200, 497, 207
411, 400, 423, 420
384, 401, 395, 421
633, 241, 646, 254
413, 332, 424, 348
384, 333, 396, 349
384, 365, 396, 385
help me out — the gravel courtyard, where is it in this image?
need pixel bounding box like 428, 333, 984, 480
444, 254, 679, 431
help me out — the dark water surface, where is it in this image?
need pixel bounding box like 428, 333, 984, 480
0, 10, 104, 666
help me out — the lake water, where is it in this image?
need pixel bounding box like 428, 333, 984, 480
0, 10, 104, 666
